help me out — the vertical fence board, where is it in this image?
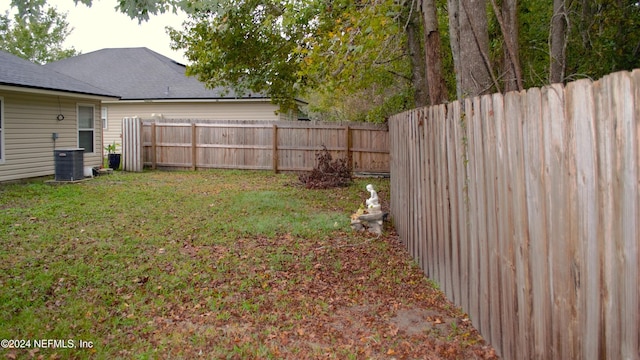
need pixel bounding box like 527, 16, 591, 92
473, 96, 492, 335
596, 73, 615, 360
482, 95, 501, 350
418, 109, 428, 273
503, 90, 531, 360
445, 102, 461, 305
439, 105, 453, 300
542, 83, 573, 360
613, 71, 639, 360
566, 79, 598, 359
629, 70, 640, 360
432, 106, 441, 289
494, 92, 516, 360
426, 107, 437, 278
454, 101, 470, 314
465, 98, 481, 328
523, 87, 552, 358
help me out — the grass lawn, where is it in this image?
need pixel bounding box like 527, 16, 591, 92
0, 170, 497, 359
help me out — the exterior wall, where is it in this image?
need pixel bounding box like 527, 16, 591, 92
0, 90, 103, 182
101, 101, 281, 152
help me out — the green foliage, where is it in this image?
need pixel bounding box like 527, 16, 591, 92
166, 0, 414, 120
517, 0, 640, 88
301, 0, 415, 122
104, 141, 119, 154
168, 0, 314, 111
565, 0, 640, 81
0, 3, 78, 64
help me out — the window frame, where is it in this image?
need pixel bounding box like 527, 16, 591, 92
77, 104, 95, 154
101, 106, 108, 130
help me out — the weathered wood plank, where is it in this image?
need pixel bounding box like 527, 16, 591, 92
418, 108, 429, 273
523, 87, 552, 359
425, 108, 438, 282
541, 83, 574, 360
440, 104, 453, 301
612, 71, 639, 360
465, 97, 481, 328
446, 101, 461, 305
504, 90, 531, 360
481, 94, 501, 350
453, 100, 470, 315
494, 91, 516, 360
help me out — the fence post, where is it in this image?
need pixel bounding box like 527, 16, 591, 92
272, 124, 278, 173
344, 125, 352, 170
191, 123, 197, 171
151, 123, 157, 170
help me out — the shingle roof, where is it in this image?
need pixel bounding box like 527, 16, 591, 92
44, 47, 267, 101
0, 50, 119, 98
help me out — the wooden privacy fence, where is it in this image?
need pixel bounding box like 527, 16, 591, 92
137, 120, 389, 173
389, 70, 639, 360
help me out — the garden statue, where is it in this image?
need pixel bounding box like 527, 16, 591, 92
365, 184, 381, 213
351, 184, 385, 235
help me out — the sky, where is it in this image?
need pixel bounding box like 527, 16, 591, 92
1, 0, 189, 64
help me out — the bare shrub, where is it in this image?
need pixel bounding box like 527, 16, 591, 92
298, 146, 352, 189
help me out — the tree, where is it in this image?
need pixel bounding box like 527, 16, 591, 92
419, 0, 447, 104
549, 0, 567, 83
0, 4, 79, 64
25, 0, 638, 113
448, 0, 496, 98
490, 0, 522, 92
168, 0, 416, 122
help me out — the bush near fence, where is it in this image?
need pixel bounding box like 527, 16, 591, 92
390, 70, 639, 360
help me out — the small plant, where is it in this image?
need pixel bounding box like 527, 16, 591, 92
298, 145, 352, 189
104, 141, 119, 154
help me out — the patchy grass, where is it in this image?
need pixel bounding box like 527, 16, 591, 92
0, 170, 497, 359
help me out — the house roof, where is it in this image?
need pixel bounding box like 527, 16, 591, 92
44, 47, 268, 101
0, 50, 119, 98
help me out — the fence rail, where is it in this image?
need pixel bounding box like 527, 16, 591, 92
389, 70, 639, 360
134, 120, 389, 173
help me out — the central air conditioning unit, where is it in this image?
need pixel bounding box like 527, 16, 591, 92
54, 148, 85, 181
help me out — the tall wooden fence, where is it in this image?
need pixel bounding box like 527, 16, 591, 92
137, 120, 389, 173
389, 70, 639, 360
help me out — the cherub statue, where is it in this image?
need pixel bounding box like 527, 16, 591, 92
366, 184, 381, 213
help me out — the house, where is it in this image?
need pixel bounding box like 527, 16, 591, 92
0, 50, 119, 183
44, 47, 300, 152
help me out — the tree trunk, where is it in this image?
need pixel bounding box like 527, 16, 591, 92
447, 0, 463, 99
450, 0, 494, 98
550, 0, 567, 83
497, 0, 523, 92
420, 0, 447, 104
407, 8, 429, 107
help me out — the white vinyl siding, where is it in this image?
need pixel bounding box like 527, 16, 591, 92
0, 91, 102, 182
78, 104, 95, 153
0, 96, 4, 163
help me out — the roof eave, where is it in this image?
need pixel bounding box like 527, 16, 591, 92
0, 83, 120, 101
103, 97, 273, 104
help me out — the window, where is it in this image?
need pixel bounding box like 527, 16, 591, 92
78, 104, 95, 153
0, 97, 4, 163
101, 106, 108, 129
